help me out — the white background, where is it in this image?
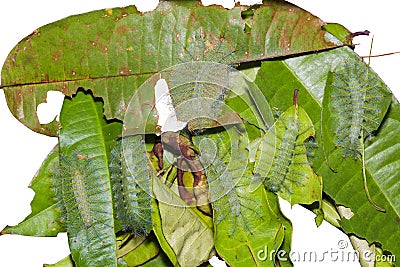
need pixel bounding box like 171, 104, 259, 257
0, 1, 399, 266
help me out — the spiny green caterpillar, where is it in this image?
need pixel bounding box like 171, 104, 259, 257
327, 57, 388, 158
323, 56, 391, 212
110, 135, 153, 236
253, 90, 316, 194
196, 129, 263, 236
53, 152, 114, 247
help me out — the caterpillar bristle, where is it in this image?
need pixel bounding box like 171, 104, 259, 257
196, 130, 264, 238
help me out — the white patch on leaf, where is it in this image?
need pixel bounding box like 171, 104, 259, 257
36, 91, 64, 124
154, 78, 186, 133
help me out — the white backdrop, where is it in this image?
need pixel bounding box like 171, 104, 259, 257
0, 1, 398, 266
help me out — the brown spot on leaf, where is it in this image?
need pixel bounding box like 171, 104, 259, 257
41, 74, 49, 83
279, 29, 291, 53
116, 26, 128, 34
52, 53, 59, 62
96, 43, 108, 53
119, 67, 131, 75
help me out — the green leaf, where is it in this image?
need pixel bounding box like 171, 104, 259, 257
215, 185, 284, 267
265, 191, 293, 267
44, 255, 74, 267
375, 246, 396, 267
317, 199, 341, 228
369, 98, 400, 216
318, 156, 400, 259
321, 23, 352, 45
121, 234, 160, 266
152, 177, 214, 267
364, 117, 400, 214
254, 51, 333, 173
1, 146, 65, 236
58, 90, 121, 267
194, 127, 285, 266
139, 250, 173, 267
151, 198, 179, 266
116, 233, 146, 258
2, 92, 123, 239
1, 1, 340, 136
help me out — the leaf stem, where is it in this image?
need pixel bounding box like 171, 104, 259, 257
361, 136, 386, 213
